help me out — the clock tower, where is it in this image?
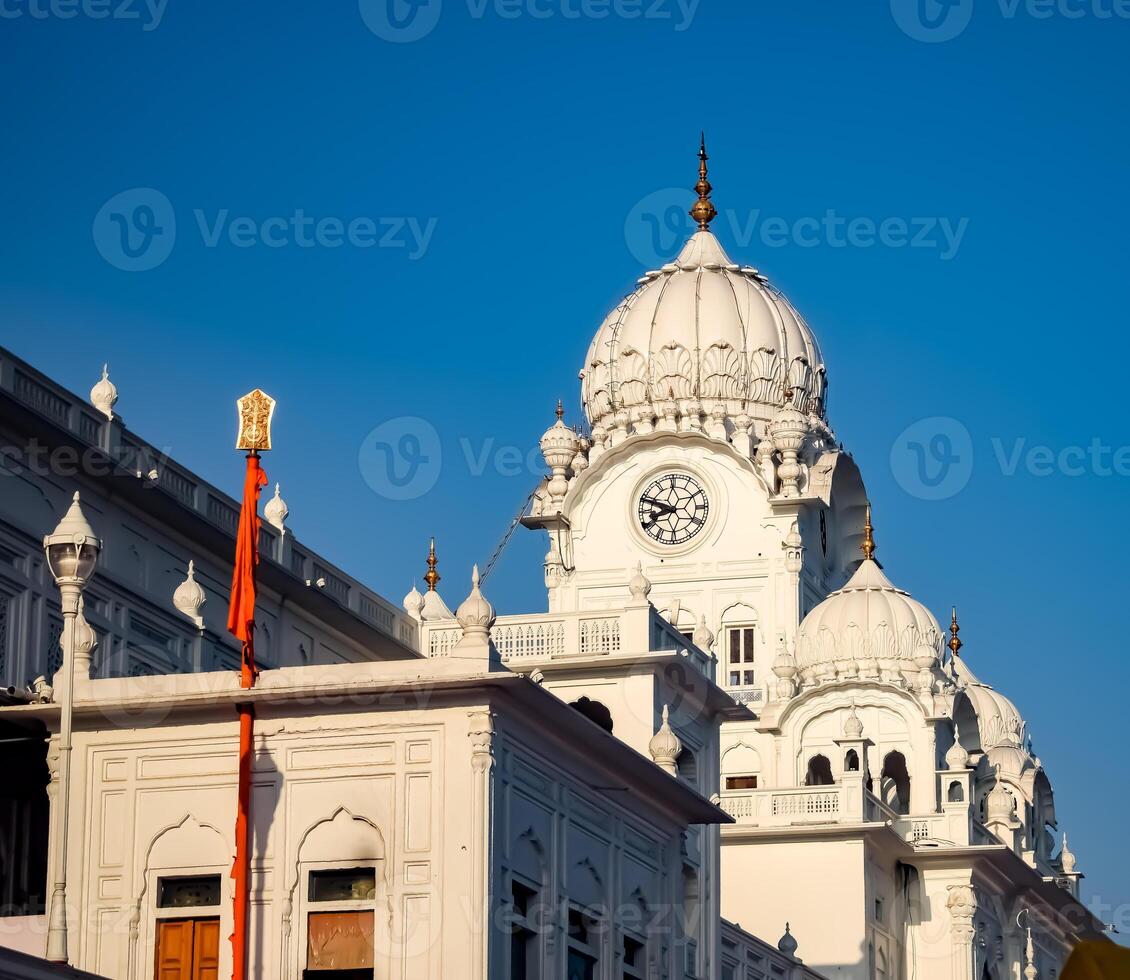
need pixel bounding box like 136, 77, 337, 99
523, 145, 870, 712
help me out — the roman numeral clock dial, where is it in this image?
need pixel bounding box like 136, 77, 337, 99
637, 474, 709, 546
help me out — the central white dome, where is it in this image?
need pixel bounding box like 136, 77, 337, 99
579, 230, 827, 438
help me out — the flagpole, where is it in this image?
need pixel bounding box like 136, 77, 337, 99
227, 390, 275, 980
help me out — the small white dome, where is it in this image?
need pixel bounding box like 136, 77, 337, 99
648, 704, 681, 775
580, 229, 827, 437
173, 560, 207, 628
403, 584, 424, 619
264, 483, 288, 532
953, 655, 1028, 751
90, 364, 118, 421
455, 566, 495, 634
796, 557, 943, 684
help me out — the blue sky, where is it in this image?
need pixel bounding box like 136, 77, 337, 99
2, 0, 1128, 933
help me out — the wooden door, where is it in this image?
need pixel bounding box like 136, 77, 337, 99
156, 918, 220, 980
192, 919, 220, 980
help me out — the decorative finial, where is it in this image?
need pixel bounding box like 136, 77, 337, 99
424, 537, 440, 592
173, 559, 207, 630
90, 363, 118, 421
861, 504, 875, 561
555, 399, 564, 421
628, 561, 653, 602
454, 564, 496, 641
689, 133, 717, 231
648, 704, 682, 776
1024, 928, 1037, 980
777, 922, 799, 957
264, 483, 288, 533
1060, 832, 1077, 874
235, 388, 276, 452
949, 606, 963, 659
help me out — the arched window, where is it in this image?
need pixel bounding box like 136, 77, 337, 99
880, 751, 911, 814
722, 744, 761, 791
568, 697, 613, 734
805, 754, 834, 786
845, 749, 860, 772
947, 780, 965, 803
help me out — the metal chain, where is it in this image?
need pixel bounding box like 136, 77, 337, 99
479, 485, 539, 585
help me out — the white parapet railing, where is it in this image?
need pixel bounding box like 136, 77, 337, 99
421, 606, 715, 679
721, 918, 829, 980
718, 779, 886, 828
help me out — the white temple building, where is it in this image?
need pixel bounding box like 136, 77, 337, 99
0, 144, 1110, 980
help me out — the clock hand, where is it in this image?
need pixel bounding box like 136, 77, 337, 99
642, 503, 677, 529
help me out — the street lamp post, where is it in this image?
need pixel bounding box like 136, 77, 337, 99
42, 492, 101, 965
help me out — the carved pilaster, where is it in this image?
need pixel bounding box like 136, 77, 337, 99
946, 884, 979, 980
467, 710, 497, 980
468, 710, 496, 775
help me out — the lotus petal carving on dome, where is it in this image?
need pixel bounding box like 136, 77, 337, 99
650, 342, 696, 402
748, 348, 785, 406
701, 343, 746, 401
580, 230, 828, 440
616, 347, 649, 406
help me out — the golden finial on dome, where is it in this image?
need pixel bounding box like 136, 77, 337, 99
949, 606, 963, 658
424, 537, 441, 592
689, 132, 718, 231
861, 504, 875, 561
555, 399, 564, 421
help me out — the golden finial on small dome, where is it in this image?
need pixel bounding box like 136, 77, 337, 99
689, 132, 718, 231
555, 399, 564, 421
949, 606, 963, 658
861, 504, 875, 561
424, 537, 440, 592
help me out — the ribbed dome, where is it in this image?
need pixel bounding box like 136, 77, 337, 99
796, 558, 943, 684
579, 230, 827, 437
953, 655, 1028, 751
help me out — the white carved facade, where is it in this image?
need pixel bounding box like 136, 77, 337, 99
491, 194, 1106, 978
0, 158, 1112, 980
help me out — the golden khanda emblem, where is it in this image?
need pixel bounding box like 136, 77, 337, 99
235, 389, 276, 451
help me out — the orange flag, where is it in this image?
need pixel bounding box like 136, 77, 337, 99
227, 454, 267, 688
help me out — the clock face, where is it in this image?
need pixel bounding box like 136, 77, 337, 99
637, 473, 709, 546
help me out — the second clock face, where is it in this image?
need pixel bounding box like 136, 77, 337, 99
637, 473, 710, 546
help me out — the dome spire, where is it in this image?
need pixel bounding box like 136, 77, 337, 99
949, 606, 963, 659
424, 537, 441, 592
861, 504, 875, 561
689, 133, 718, 231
